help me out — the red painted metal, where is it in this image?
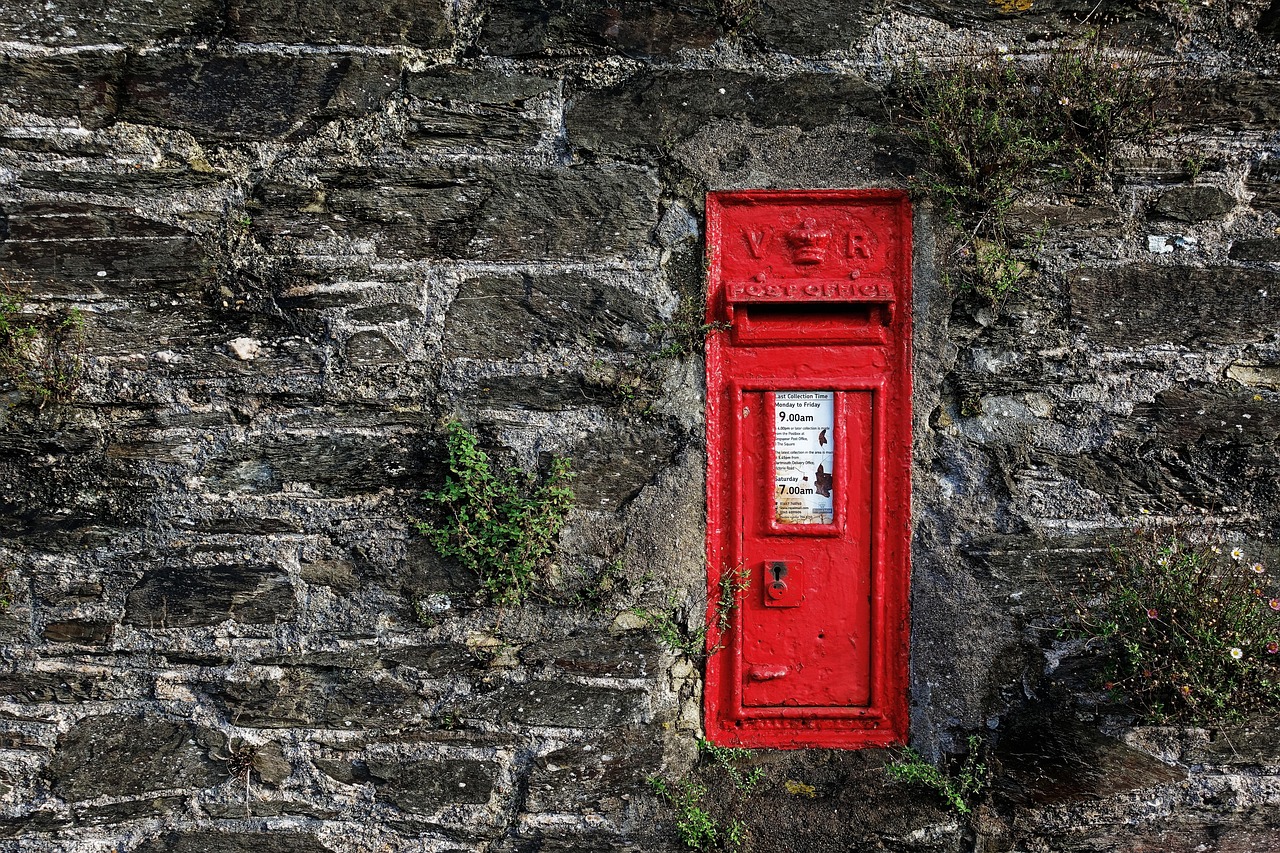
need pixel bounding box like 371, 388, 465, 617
704, 189, 912, 750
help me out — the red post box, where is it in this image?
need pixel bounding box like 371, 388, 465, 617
703, 189, 912, 749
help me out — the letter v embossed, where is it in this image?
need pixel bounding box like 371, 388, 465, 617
744, 229, 767, 259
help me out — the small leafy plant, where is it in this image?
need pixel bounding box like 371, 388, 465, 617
634, 564, 751, 658
885, 735, 988, 815
416, 422, 575, 606
0, 278, 86, 408
698, 738, 763, 792
648, 776, 747, 852
1071, 525, 1280, 724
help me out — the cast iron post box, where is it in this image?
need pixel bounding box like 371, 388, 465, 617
704, 189, 912, 749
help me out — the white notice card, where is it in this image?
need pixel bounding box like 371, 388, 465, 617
773, 391, 835, 525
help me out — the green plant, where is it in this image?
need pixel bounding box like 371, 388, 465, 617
885, 735, 988, 815
648, 776, 745, 852
1070, 525, 1280, 724
892, 41, 1163, 304
0, 278, 85, 408
0, 569, 14, 610
416, 422, 575, 606
632, 602, 709, 658
635, 565, 750, 658
699, 738, 764, 792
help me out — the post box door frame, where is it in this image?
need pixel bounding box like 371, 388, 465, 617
703, 188, 912, 750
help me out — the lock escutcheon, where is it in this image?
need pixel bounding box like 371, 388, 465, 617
763, 560, 801, 608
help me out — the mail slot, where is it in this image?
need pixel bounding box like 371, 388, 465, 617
704, 189, 912, 749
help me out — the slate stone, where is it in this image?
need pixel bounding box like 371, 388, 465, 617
133, 831, 336, 853
743, 0, 884, 55
200, 432, 421, 496
0, 236, 205, 299
1228, 239, 1280, 261
120, 52, 401, 142
207, 669, 420, 728
459, 373, 604, 411
343, 331, 403, 366
1244, 159, 1274, 211
383, 644, 480, 677
1168, 76, 1280, 130
124, 564, 295, 629
1262, 0, 1280, 39
0, 0, 222, 45
469, 681, 645, 728
406, 69, 556, 152
525, 735, 661, 813
0, 669, 147, 703
0, 52, 124, 127
368, 758, 497, 811
227, 0, 449, 46
1150, 185, 1236, 222
314, 757, 371, 785
46, 714, 226, 801
565, 424, 682, 509
16, 167, 224, 196
1068, 266, 1280, 347
72, 796, 185, 826
478, 0, 721, 57
41, 619, 114, 644
251, 164, 658, 262
566, 69, 882, 159
994, 710, 1186, 806
443, 272, 658, 360
518, 632, 659, 678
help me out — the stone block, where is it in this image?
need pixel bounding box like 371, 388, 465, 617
742, 0, 884, 55
251, 164, 658, 262
566, 69, 881, 158
0, 0, 221, 45
1068, 266, 1280, 347
443, 271, 658, 360
45, 714, 226, 801
1149, 185, 1236, 222
199, 431, 422, 496
468, 680, 646, 728
0, 52, 124, 127
525, 734, 661, 813
72, 796, 185, 826
227, 0, 449, 46
120, 52, 401, 142
368, 758, 497, 811
0, 668, 148, 703
41, 619, 114, 644
1228, 239, 1280, 261
207, 669, 420, 728
564, 424, 682, 509
518, 631, 660, 678
994, 709, 1186, 806
406, 68, 556, 152
124, 563, 295, 629
133, 832, 337, 853
1246, 158, 1280, 211
383, 643, 481, 677
479, 0, 721, 57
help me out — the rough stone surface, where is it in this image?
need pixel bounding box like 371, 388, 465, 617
45, 714, 227, 801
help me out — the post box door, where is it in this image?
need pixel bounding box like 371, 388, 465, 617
738, 389, 873, 709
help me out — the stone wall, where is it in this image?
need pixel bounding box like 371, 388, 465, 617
1, 1, 1278, 851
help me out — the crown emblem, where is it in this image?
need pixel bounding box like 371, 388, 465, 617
786, 218, 830, 266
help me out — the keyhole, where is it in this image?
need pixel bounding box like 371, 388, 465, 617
770, 562, 787, 583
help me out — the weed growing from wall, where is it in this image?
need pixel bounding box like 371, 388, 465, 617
648, 739, 759, 851
892, 40, 1163, 304
416, 422, 575, 606
633, 564, 751, 658
1070, 525, 1280, 725
885, 734, 989, 815
0, 277, 86, 408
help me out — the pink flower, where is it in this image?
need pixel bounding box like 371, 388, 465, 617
1146, 608, 1159, 619
1270, 599, 1280, 612
1267, 641, 1279, 655
1252, 563, 1266, 574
